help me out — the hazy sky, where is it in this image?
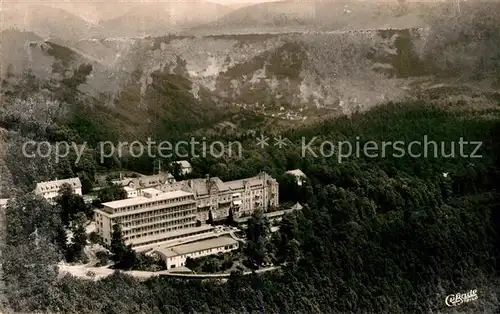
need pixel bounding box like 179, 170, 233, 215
1, 0, 284, 22
210, 0, 280, 3
1, 0, 281, 3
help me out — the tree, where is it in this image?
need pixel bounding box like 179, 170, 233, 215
54, 183, 90, 225
66, 212, 88, 263
55, 226, 68, 256
244, 209, 270, 267
185, 257, 197, 271
275, 213, 299, 263
78, 171, 94, 194
110, 224, 127, 263
96, 183, 127, 205
201, 258, 220, 273
424, 3, 500, 81
170, 161, 183, 179
95, 251, 110, 267
117, 244, 137, 270
278, 174, 300, 203
5, 192, 63, 247
226, 207, 235, 226
207, 210, 214, 225
3, 94, 500, 313
109, 224, 136, 270
88, 231, 102, 245
55, 159, 75, 179
5, 138, 57, 193
298, 180, 314, 204
284, 239, 301, 265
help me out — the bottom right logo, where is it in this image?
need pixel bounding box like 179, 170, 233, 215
445, 289, 478, 307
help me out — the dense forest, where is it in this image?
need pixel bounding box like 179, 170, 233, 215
2, 101, 500, 313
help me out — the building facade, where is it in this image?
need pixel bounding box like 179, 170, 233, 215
102, 172, 279, 247
123, 186, 138, 198
94, 188, 214, 247
158, 172, 279, 224
35, 177, 82, 201
154, 236, 239, 269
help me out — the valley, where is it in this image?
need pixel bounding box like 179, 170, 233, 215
2, 1, 498, 143
0, 26, 462, 141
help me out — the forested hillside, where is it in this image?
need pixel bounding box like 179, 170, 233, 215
2, 102, 500, 313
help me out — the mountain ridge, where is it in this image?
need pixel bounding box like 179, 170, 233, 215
2, 2, 499, 141
0, 27, 458, 141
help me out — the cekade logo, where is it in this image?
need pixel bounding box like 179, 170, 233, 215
445, 289, 478, 307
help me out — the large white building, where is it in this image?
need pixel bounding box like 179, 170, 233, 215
35, 177, 82, 201
94, 188, 215, 247
98, 172, 279, 249
154, 236, 239, 269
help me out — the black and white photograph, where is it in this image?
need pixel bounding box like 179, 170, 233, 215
0, 0, 499, 313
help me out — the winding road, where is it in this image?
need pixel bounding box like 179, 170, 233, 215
58, 263, 280, 281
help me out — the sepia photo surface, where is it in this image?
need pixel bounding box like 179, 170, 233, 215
1, 0, 500, 313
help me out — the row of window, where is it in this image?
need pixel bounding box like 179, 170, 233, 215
109, 197, 195, 213
38, 181, 79, 192
114, 205, 196, 221
168, 244, 237, 263
129, 228, 212, 247
123, 217, 196, 234
196, 205, 230, 213
119, 212, 196, 228
124, 223, 197, 241
196, 189, 266, 206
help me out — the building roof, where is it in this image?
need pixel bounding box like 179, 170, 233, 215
129, 224, 215, 246
156, 172, 278, 197
285, 169, 307, 178
226, 172, 276, 190
175, 160, 192, 169
123, 186, 136, 192
102, 190, 193, 209
35, 177, 82, 193
291, 202, 303, 210
159, 181, 188, 192
113, 173, 174, 188
141, 188, 163, 194
156, 236, 238, 258
178, 177, 228, 196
